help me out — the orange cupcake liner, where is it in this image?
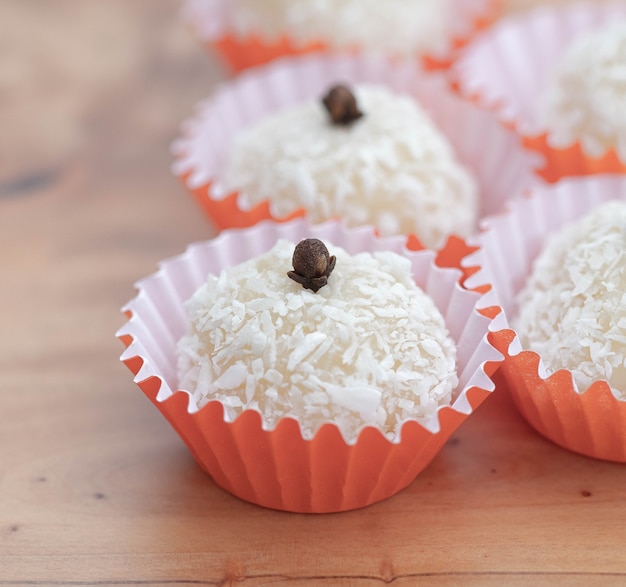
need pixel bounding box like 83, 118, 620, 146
185, 173, 306, 231
465, 176, 626, 462
490, 329, 626, 463
210, 36, 326, 73
523, 134, 626, 184
121, 365, 495, 512
117, 219, 504, 512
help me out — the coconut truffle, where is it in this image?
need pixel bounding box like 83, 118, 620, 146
513, 201, 626, 400
177, 239, 458, 442
542, 23, 626, 160
223, 84, 478, 248
199, 0, 453, 57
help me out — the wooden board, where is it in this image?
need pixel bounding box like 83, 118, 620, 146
1, 1, 625, 585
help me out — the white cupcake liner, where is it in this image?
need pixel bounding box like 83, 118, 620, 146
453, 0, 626, 176
465, 175, 626, 461
180, 0, 500, 68
171, 52, 543, 236
117, 218, 504, 512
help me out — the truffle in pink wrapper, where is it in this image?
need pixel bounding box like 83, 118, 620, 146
468, 175, 626, 462
118, 218, 504, 512
172, 53, 542, 245
454, 1, 626, 181
180, 0, 501, 71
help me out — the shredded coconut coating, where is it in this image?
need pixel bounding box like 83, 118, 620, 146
542, 23, 626, 160
223, 85, 478, 248
513, 201, 626, 400
177, 240, 458, 442
223, 0, 453, 56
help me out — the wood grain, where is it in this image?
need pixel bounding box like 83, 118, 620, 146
1, 1, 625, 585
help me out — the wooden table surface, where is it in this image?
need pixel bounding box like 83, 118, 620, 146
2, 1, 625, 585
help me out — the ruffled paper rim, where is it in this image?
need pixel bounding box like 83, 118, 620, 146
452, 0, 626, 181
463, 175, 626, 462
180, 0, 502, 71
117, 218, 504, 511
171, 52, 543, 237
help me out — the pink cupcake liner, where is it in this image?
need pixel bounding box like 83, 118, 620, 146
464, 175, 626, 462
453, 0, 626, 182
171, 52, 543, 238
117, 218, 504, 513
180, 0, 501, 72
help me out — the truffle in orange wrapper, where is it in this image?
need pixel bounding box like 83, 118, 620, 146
117, 218, 504, 513
454, 0, 626, 183
172, 53, 542, 247
467, 176, 626, 462
180, 0, 501, 72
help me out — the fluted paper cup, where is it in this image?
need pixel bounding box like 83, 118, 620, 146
172, 53, 543, 240
454, 1, 626, 182
117, 218, 504, 513
180, 0, 501, 72
465, 176, 626, 462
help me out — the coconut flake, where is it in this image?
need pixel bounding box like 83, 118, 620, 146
327, 385, 382, 419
